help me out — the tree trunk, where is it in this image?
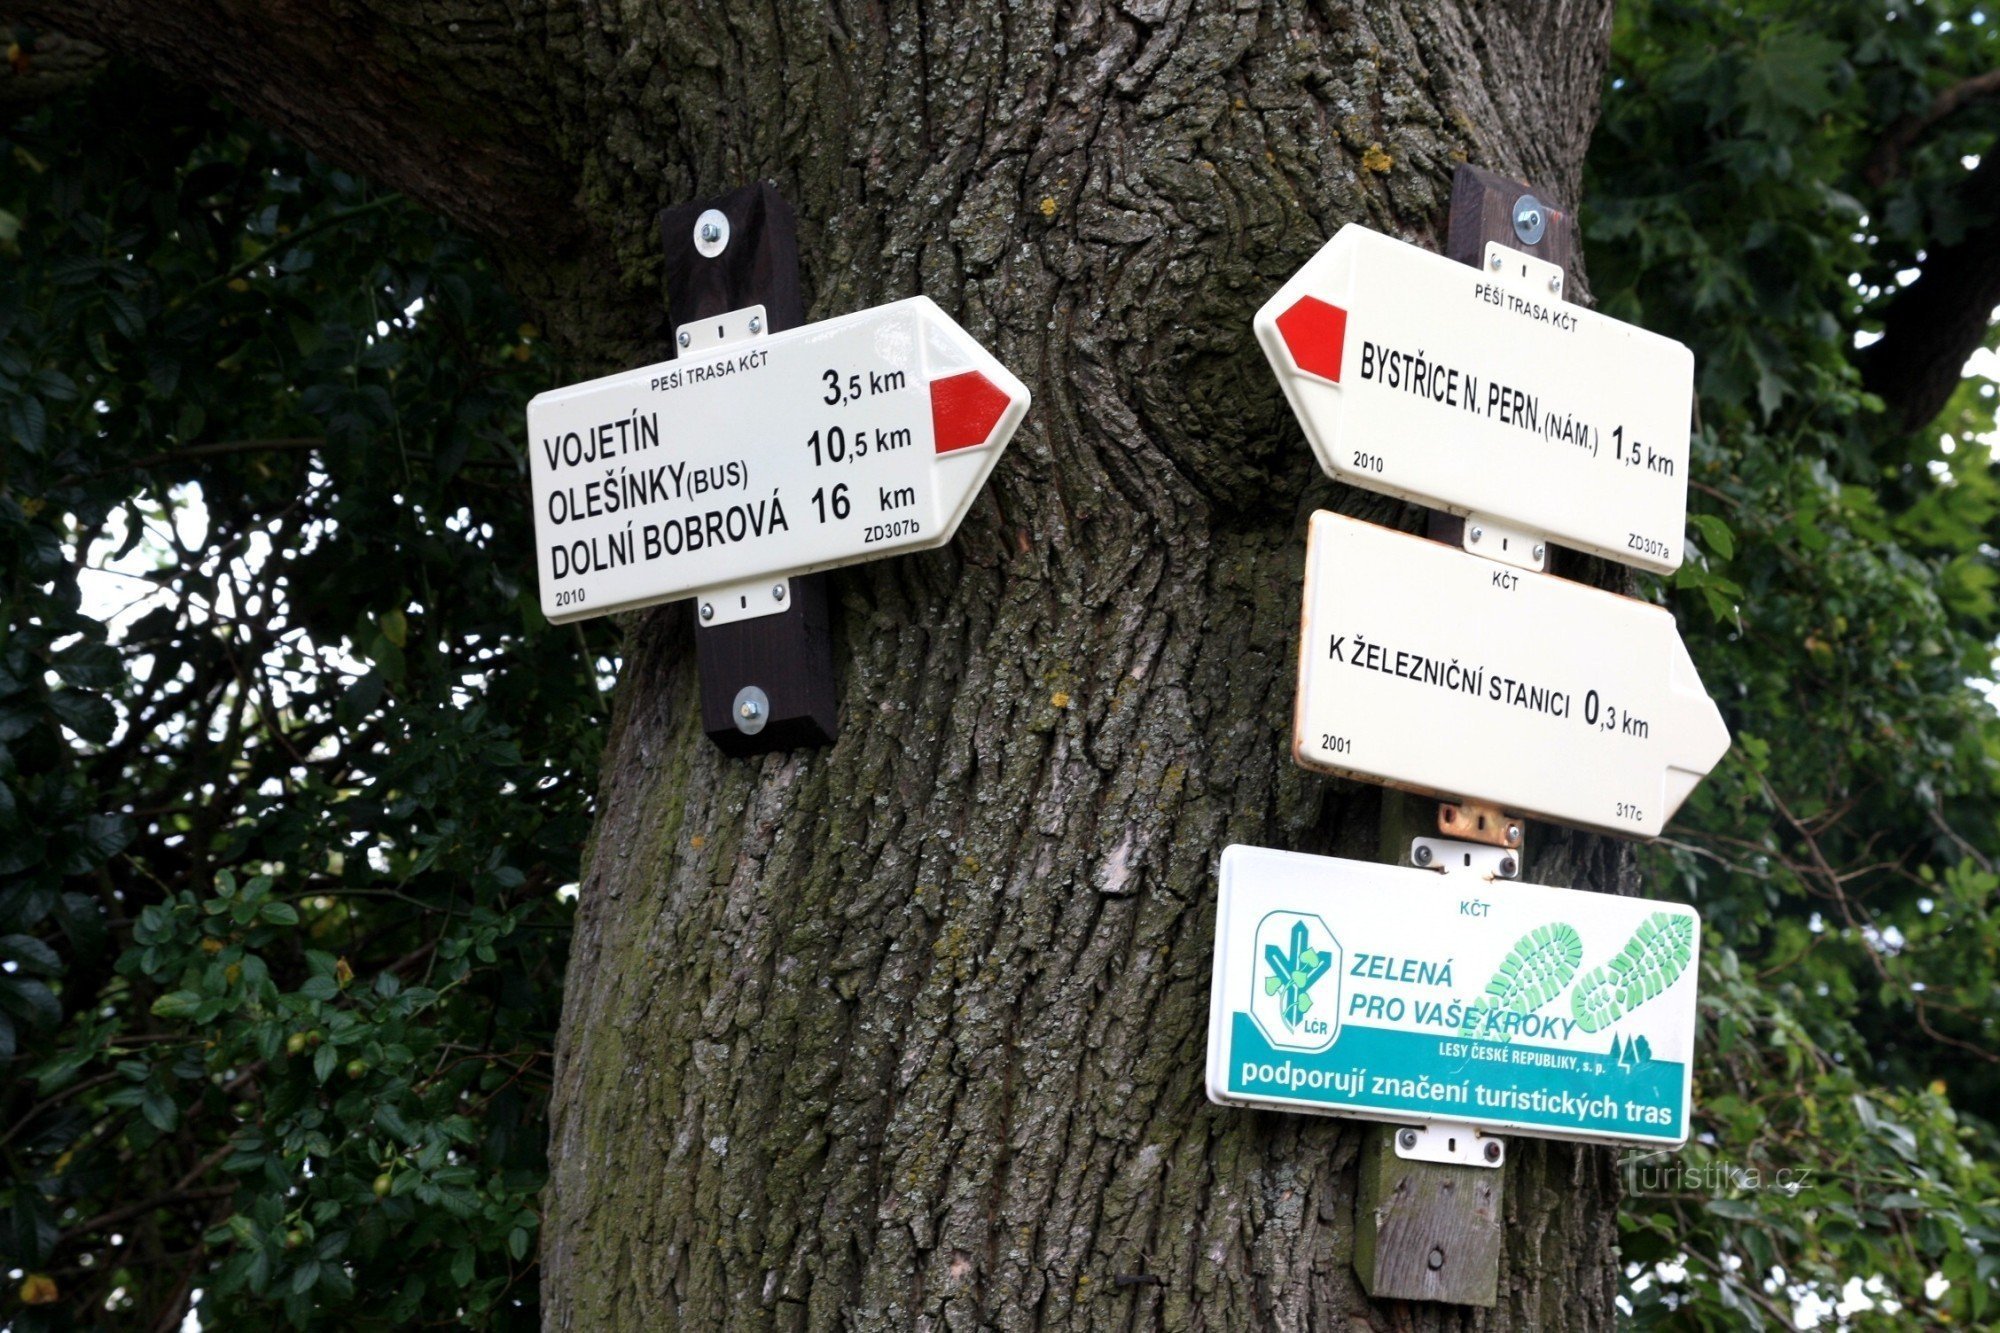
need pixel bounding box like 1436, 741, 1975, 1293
14, 0, 1628, 1325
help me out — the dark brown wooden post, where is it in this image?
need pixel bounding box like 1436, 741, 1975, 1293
660, 183, 839, 756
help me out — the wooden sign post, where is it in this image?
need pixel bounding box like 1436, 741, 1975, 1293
661, 184, 839, 756
1356, 164, 1579, 1307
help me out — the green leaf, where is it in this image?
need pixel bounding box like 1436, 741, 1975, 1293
1689, 514, 1735, 561
150, 990, 204, 1020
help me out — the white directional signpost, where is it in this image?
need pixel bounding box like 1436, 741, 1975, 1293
1227, 166, 1731, 1306
528, 295, 1029, 626
1254, 224, 1696, 574
1207, 845, 1700, 1148
1294, 512, 1730, 838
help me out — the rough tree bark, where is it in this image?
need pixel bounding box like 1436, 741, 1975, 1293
13, 0, 1632, 1326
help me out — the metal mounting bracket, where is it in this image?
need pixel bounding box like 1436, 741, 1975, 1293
1460, 514, 1548, 572
1481, 241, 1565, 301
676, 303, 767, 355
1395, 1122, 1505, 1169
1411, 837, 1519, 880
1437, 799, 1522, 848
696, 576, 793, 627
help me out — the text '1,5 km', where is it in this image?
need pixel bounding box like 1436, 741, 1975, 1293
527, 295, 1030, 624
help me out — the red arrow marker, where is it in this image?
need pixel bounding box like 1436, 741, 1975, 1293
1275, 296, 1348, 383
930, 370, 1013, 453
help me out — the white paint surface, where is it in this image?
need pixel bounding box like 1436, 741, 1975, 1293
1254, 224, 1696, 572
1293, 512, 1729, 839
527, 296, 1029, 624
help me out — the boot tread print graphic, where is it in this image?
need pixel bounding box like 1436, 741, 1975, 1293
1457, 922, 1583, 1041
1570, 912, 1694, 1033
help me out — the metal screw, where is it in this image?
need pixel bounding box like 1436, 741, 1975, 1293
1427, 1246, 1446, 1272
1532, 543, 1546, 562
1548, 273, 1562, 293
1413, 844, 1433, 867
772, 583, 786, 601
699, 221, 721, 243
1498, 855, 1518, 878
1398, 1129, 1419, 1150
1505, 823, 1522, 845
731, 684, 770, 736
749, 316, 763, 334
1484, 1141, 1503, 1163
678, 330, 691, 349
1512, 194, 1547, 246
1487, 252, 1502, 271
1469, 525, 1484, 544
699, 603, 714, 621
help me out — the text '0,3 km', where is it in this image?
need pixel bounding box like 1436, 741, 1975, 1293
1254, 224, 1696, 574
526, 295, 1030, 624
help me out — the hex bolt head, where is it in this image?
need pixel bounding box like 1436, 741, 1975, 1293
1398, 1128, 1419, 1150
1469, 525, 1484, 544
739, 698, 763, 721
677, 330, 691, 349
1505, 823, 1522, 845
699, 221, 722, 243
699, 603, 714, 621
1499, 855, 1518, 878
1484, 1140, 1503, 1163
1413, 844, 1434, 867
772, 583, 786, 601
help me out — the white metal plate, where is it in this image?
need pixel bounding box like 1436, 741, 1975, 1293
1411, 838, 1517, 880
1293, 512, 1729, 839
527, 295, 1031, 624
1395, 1122, 1504, 1168
1254, 224, 1696, 573
1206, 844, 1701, 1147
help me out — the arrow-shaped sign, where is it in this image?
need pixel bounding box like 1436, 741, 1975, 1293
1293, 512, 1729, 839
1254, 225, 1696, 573
527, 296, 1029, 624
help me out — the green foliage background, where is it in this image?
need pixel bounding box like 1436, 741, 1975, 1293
2, 1, 1998, 1328
0, 65, 604, 1328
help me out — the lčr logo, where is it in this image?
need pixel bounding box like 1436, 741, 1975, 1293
1250, 912, 1342, 1053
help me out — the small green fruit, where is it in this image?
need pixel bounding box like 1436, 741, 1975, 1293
345, 1059, 368, 1079
372, 1173, 393, 1198
285, 1032, 308, 1056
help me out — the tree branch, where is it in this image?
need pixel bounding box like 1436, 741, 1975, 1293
1866, 68, 2000, 186
1855, 149, 2000, 433
0, 1, 577, 250
0, 24, 103, 105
